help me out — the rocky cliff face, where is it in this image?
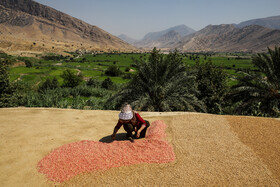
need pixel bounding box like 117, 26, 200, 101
0, 0, 135, 54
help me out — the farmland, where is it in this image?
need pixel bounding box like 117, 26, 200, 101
0, 51, 255, 110
6, 52, 254, 86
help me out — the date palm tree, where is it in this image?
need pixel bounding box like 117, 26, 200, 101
106, 48, 206, 112
230, 46, 280, 117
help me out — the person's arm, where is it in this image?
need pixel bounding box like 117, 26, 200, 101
136, 125, 146, 138
111, 121, 122, 139
135, 113, 147, 138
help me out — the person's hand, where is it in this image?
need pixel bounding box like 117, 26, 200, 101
136, 131, 141, 138
111, 134, 116, 140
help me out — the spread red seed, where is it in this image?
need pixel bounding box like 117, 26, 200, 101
37, 120, 175, 182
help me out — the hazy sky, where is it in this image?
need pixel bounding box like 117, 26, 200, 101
35, 0, 280, 39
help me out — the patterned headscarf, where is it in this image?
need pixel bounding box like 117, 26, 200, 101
119, 104, 133, 120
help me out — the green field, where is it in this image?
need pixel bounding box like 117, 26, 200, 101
6, 52, 254, 87
0, 51, 260, 111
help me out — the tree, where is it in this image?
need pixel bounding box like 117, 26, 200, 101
87, 78, 101, 87
0, 61, 16, 107
105, 65, 122, 77
38, 77, 59, 92
24, 60, 33, 68
229, 46, 280, 117
101, 78, 114, 89
61, 69, 83, 88
195, 60, 229, 114
106, 48, 206, 112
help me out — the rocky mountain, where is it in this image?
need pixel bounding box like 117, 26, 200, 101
134, 25, 195, 49
118, 34, 139, 44
237, 15, 280, 29
131, 15, 280, 52
174, 24, 280, 52
143, 25, 195, 41
136, 30, 182, 49
0, 0, 135, 55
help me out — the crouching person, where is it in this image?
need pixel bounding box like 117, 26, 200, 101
111, 104, 150, 142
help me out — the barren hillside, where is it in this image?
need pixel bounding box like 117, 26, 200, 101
0, 108, 279, 186
0, 0, 135, 55
175, 24, 280, 52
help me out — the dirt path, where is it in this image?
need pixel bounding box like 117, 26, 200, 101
0, 108, 279, 186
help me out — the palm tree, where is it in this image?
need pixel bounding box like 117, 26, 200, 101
106, 48, 206, 112
230, 46, 280, 117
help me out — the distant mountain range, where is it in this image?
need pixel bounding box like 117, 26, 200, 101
175, 24, 280, 52
118, 34, 139, 44
119, 15, 280, 52
237, 15, 280, 29
119, 25, 196, 49
0, 0, 135, 54
0, 0, 279, 54
142, 25, 196, 41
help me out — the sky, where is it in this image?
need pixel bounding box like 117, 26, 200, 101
35, 0, 280, 40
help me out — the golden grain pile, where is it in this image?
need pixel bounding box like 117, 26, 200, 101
0, 108, 279, 186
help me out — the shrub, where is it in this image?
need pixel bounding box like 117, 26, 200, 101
105, 65, 122, 77
0, 61, 17, 107
101, 78, 114, 89
122, 73, 133, 79
61, 69, 83, 88
86, 78, 101, 87
38, 77, 59, 92
125, 67, 130, 72
24, 60, 33, 68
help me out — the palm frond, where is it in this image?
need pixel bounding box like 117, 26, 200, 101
107, 48, 205, 112
229, 46, 280, 117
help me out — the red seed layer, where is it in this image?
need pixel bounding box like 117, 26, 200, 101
37, 120, 175, 182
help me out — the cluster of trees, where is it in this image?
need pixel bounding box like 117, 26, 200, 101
106, 48, 225, 113
1, 47, 280, 117
107, 47, 280, 117
229, 47, 280, 117
0, 60, 17, 107
0, 63, 117, 109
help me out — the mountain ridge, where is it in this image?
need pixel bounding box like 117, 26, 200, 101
134, 24, 195, 49
237, 15, 280, 29
129, 15, 280, 52
1, 0, 279, 54
0, 0, 135, 55
174, 24, 280, 52
142, 24, 196, 41
118, 34, 139, 44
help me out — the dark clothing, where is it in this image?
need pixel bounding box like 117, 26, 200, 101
115, 112, 150, 139
123, 120, 150, 138
140, 120, 150, 138
123, 123, 134, 138
116, 112, 147, 130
